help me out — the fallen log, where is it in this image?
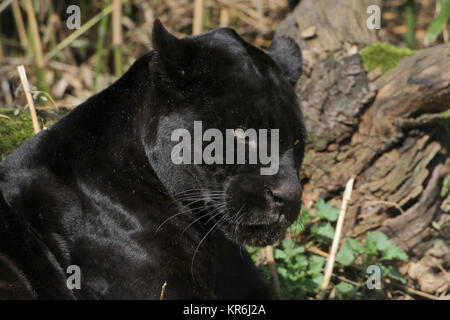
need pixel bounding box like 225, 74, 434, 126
275, 0, 450, 255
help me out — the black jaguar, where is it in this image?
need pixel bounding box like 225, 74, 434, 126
0, 20, 305, 299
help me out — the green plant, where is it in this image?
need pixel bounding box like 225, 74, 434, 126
404, 0, 416, 49
93, 0, 111, 93
0, 107, 70, 160
0, 108, 34, 160
337, 231, 408, 287
249, 200, 408, 300
361, 43, 414, 75
427, 0, 450, 43
273, 237, 325, 299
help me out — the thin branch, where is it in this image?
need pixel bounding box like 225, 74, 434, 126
193, 0, 205, 35
17, 65, 40, 134
24, 0, 44, 68
306, 246, 329, 258
0, 0, 12, 14
254, 0, 267, 33
320, 177, 355, 300
159, 282, 167, 300
392, 283, 440, 300
112, 0, 123, 77
219, 6, 231, 27
45, 4, 114, 62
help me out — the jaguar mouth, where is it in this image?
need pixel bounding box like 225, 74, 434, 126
238, 221, 283, 231
212, 213, 286, 246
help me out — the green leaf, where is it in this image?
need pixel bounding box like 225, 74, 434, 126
310, 255, 326, 264
313, 222, 335, 239
282, 238, 295, 250
380, 265, 406, 284
302, 279, 320, 295
336, 246, 355, 266
363, 240, 378, 257
301, 209, 311, 225
287, 209, 307, 235
427, 0, 450, 42
288, 273, 299, 281
336, 282, 357, 296
345, 238, 364, 254
311, 274, 324, 287
308, 255, 326, 275
290, 245, 306, 256
313, 200, 340, 221
295, 255, 309, 267
277, 267, 288, 279
287, 217, 304, 234
365, 232, 391, 252
382, 245, 408, 261
274, 249, 288, 260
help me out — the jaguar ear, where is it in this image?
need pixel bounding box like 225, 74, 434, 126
151, 19, 187, 77
266, 36, 302, 86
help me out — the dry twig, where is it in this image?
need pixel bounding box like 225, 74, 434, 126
11, 0, 28, 49
159, 282, 167, 300
193, 0, 205, 35
24, 0, 45, 69
17, 65, 40, 134
320, 177, 355, 299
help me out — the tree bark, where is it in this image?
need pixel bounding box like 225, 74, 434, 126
276, 0, 450, 257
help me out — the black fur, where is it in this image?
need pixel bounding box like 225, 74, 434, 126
0, 20, 305, 299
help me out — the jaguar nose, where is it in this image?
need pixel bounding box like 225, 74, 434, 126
266, 185, 302, 205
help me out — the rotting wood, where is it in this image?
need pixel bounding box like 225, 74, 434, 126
275, 0, 450, 289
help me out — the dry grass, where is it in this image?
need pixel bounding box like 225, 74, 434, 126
0, 0, 291, 110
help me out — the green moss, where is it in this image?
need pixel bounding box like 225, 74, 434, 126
442, 176, 450, 213
440, 110, 450, 153
441, 109, 450, 130
303, 152, 310, 163
0, 107, 72, 160
361, 43, 415, 75
442, 176, 450, 198
0, 108, 34, 160
306, 133, 316, 144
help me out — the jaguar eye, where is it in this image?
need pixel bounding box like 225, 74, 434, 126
293, 139, 300, 147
